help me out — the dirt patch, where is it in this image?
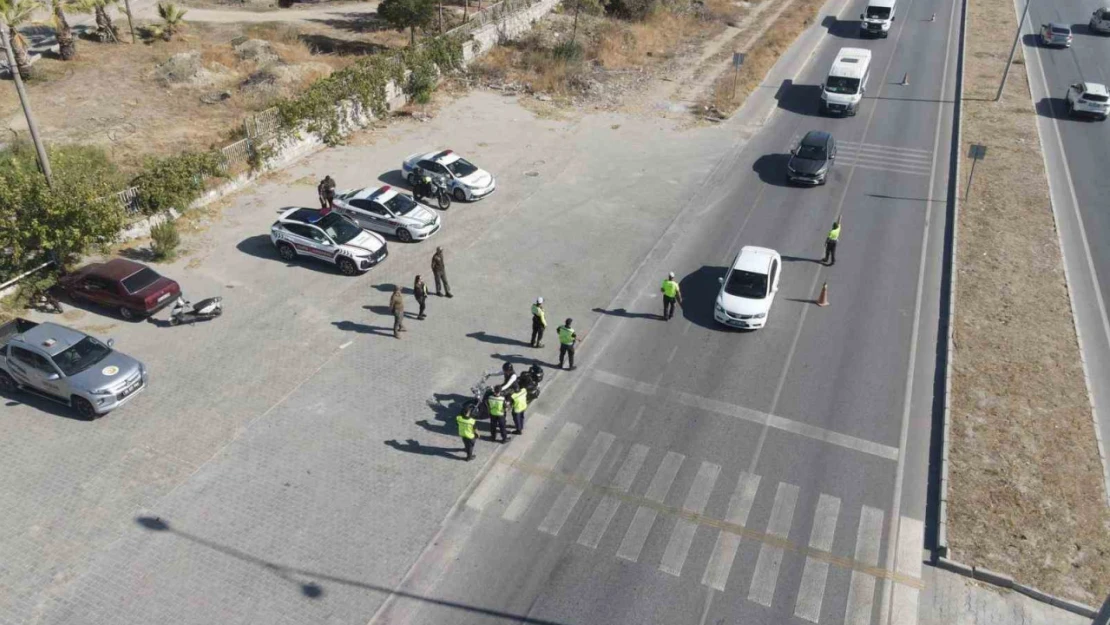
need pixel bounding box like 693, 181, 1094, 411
947, 0, 1110, 605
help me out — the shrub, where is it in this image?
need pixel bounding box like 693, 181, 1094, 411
150, 219, 180, 261
552, 40, 584, 62
131, 151, 224, 215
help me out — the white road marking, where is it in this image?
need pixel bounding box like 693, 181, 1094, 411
666, 345, 680, 363
627, 405, 646, 431
840, 162, 932, 178
503, 423, 581, 521
702, 472, 761, 591
538, 432, 616, 536
339, 341, 352, 349
837, 149, 933, 167
747, 482, 800, 607
845, 506, 885, 625
591, 369, 899, 460
466, 413, 551, 512
577, 444, 649, 549
794, 494, 842, 622
616, 451, 685, 562
839, 141, 933, 156
660, 461, 721, 576
888, 517, 924, 625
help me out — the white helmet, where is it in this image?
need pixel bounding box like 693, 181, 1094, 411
536, 297, 544, 304
668, 272, 675, 279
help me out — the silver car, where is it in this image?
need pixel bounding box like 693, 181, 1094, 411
1039, 22, 1073, 47
334, 186, 441, 243
0, 319, 148, 420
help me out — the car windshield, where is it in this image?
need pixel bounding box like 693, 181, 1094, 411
316, 213, 362, 245
444, 158, 478, 178
1051, 26, 1071, 34
796, 143, 827, 159
865, 6, 891, 18
121, 267, 161, 294
1083, 92, 1109, 103
384, 193, 419, 216
725, 269, 769, 300
825, 76, 861, 94
53, 337, 112, 377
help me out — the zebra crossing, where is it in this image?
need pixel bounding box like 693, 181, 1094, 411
838, 141, 933, 178
467, 423, 923, 624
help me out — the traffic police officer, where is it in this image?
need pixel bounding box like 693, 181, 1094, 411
531, 297, 547, 348
457, 406, 478, 461
486, 386, 510, 443
661, 272, 682, 321
557, 318, 578, 370
823, 221, 841, 266
510, 384, 529, 435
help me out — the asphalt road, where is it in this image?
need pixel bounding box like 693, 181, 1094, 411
1019, 0, 1110, 499
371, 0, 960, 623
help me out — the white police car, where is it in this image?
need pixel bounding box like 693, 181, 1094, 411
334, 186, 441, 243
402, 149, 496, 202
270, 207, 388, 275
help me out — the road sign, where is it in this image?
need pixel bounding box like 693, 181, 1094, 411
733, 52, 746, 68
968, 144, 987, 160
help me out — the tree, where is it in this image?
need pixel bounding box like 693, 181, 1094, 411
48, 0, 77, 60
154, 1, 186, 41
74, 0, 119, 42
0, 0, 39, 79
377, 0, 436, 46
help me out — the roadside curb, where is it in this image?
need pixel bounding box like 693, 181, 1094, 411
934, 557, 1100, 619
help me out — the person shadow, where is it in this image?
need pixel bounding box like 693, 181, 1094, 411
384, 439, 464, 460
592, 306, 659, 320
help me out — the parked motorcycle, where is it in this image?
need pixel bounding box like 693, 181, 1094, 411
170, 296, 223, 326
412, 174, 452, 210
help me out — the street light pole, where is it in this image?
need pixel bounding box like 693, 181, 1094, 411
0, 17, 53, 187
996, 0, 1031, 101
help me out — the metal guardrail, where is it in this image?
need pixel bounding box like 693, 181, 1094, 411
245, 108, 281, 139
111, 186, 142, 215
220, 138, 253, 170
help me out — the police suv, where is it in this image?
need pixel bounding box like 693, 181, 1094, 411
270, 207, 388, 275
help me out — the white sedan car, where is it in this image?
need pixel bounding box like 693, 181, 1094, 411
714, 246, 782, 330
334, 186, 441, 243
402, 149, 496, 202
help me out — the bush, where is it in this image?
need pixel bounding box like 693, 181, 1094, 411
132, 151, 225, 215
552, 40, 584, 62
150, 220, 180, 261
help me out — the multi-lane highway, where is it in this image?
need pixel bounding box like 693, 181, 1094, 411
1019, 0, 1110, 496
371, 0, 960, 622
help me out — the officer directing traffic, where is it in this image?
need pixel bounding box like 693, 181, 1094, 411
530, 297, 547, 348
661, 272, 682, 321
557, 318, 579, 370
823, 221, 841, 266
457, 405, 478, 461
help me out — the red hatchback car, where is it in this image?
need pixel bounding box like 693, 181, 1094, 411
60, 259, 181, 320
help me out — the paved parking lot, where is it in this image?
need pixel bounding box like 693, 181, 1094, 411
0, 91, 739, 625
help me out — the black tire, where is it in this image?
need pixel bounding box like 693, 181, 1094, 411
453, 188, 467, 202
170, 316, 181, 326
397, 228, 414, 243
72, 396, 97, 421
437, 193, 451, 210
337, 257, 358, 276
277, 242, 297, 262
119, 306, 135, 321
0, 370, 17, 394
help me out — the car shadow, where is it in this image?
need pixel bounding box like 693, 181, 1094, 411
752, 154, 794, 187
1035, 97, 1080, 120
822, 15, 859, 38
378, 169, 411, 189
1070, 23, 1094, 36
678, 266, 728, 329
331, 320, 395, 336
0, 391, 88, 421
466, 331, 531, 347
1021, 33, 1044, 47
384, 438, 465, 460
775, 80, 824, 116
592, 306, 659, 320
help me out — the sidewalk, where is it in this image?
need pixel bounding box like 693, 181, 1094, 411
920, 565, 1094, 625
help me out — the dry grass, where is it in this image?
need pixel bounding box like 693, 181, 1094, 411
947, 0, 1110, 605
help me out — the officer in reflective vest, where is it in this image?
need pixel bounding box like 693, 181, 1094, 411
530, 297, 547, 348
661, 272, 683, 321
823, 221, 841, 266
486, 386, 510, 443
457, 407, 478, 461
557, 319, 578, 370
510, 385, 529, 435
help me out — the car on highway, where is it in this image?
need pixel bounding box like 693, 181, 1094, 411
401, 149, 496, 202
0, 318, 148, 420
58, 258, 181, 320
1065, 82, 1110, 120
787, 131, 837, 185
333, 185, 441, 243
860, 0, 896, 37
714, 246, 781, 330
1039, 22, 1073, 47
821, 48, 871, 116
270, 207, 388, 275
1091, 8, 1110, 34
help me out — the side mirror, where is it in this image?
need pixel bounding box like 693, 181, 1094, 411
891, 16, 895, 21
860, 13, 864, 19
718, 277, 724, 284
107, 338, 115, 348
45, 373, 61, 381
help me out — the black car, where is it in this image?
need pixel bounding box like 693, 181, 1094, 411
787, 131, 837, 186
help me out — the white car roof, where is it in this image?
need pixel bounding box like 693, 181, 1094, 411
732, 246, 779, 273
1082, 82, 1109, 96
831, 48, 872, 80
868, 0, 896, 9
348, 186, 399, 203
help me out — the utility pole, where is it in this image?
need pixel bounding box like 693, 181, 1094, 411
0, 17, 53, 187
996, 0, 1031, 101
122, 0, 137, 43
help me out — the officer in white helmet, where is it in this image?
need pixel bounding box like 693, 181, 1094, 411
530, 297, 547, 348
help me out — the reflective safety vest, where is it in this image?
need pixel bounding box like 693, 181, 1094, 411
827, 225, 841, 242
457, 414, 477, 439
532, 304, 547, 327
558, 325, 576, 345
661, 279, 680, 298
511, 388, 528, 413
487, 395, 506, 417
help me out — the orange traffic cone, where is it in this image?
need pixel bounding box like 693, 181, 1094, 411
816, 282, 830, 307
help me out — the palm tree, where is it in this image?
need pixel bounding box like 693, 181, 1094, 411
75, 0, 119, 42
49, 0, 77, 60
155, 1, 185, 40
0, 0, 39, 79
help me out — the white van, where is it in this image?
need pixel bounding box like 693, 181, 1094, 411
821, 48, 872, 116
860, 0, 896, 37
